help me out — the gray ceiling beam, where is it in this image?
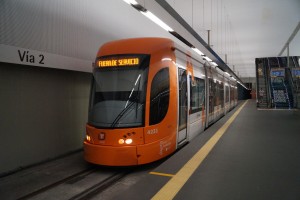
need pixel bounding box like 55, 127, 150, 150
278, 21, 300, 56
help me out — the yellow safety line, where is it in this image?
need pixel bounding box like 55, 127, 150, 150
149, 172, 175, 177
151, 100, 248, 200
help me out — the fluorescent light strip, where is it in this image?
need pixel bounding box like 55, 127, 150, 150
123, 0, 138, 5
210, 62, 218, 66
141, 11, 174, 32
203, 56, 212, 62
123, 0, 240, 82
192, 47, 204, 56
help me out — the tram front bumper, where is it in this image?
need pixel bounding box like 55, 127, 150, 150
84, 141, 138, 166
84, 133, 176, 166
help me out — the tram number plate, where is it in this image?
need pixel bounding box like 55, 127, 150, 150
147, 128, 158, 135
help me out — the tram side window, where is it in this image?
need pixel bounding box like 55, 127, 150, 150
225, 85, 229, 103
214, 81, 220, 106
209, 79, 216, 103
150, 68, 170, 125
219, 82, 224, 107
190, 77, 205, 114
230, 87, 234, 101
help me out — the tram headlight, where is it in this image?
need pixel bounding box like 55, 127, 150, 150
125, 138, 133, 144
86, 135, 91, 142
118, 138, 133, 145
118, 139, 125, 144
125, 138, 132, 144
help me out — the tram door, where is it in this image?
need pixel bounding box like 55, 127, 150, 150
178, 68, 188, 144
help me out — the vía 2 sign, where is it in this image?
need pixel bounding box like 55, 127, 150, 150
0, 44, 92, 72
18, 50, 45, 65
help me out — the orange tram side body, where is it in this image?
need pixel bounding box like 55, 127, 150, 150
84, 38, 238, 166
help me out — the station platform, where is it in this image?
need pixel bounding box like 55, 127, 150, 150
1, 100, 299, 200
116, 99, 300, 200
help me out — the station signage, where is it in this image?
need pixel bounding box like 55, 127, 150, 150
292, 68, 300, 78
270, 68, 285, 77
97, 57, 139, 67
0, 44, 92, 72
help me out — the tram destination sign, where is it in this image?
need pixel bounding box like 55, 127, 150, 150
97, 57, 139, 67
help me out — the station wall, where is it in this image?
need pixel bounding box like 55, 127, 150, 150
0, 62, 91, 175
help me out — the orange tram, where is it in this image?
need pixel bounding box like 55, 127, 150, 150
84, 38, 237, 166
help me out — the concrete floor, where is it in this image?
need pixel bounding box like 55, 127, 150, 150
1, 100, 299, 200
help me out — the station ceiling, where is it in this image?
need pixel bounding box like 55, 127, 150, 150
1, 0, 299, 78
165, 0, 300, 78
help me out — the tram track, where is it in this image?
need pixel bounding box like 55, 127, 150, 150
17, 166, 131, 200
69, 171, 130, 200
1, 151, 162, 200
17, 167, 96, 200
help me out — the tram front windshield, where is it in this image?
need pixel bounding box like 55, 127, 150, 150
88, 55, 150, 128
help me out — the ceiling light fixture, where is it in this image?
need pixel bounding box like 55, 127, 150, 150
192, 47, 204, 56
210, 62, 218, 66
203, 56, 212, 62
123, 0, 138, 5
141, 11, 174, 32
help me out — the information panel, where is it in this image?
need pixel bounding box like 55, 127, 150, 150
292, 68, 300, 78
270, 68, 285, 77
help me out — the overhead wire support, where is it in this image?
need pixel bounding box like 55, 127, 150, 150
278, 21, 300, 56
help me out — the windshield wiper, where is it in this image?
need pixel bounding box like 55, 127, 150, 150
135, 77, 141, 119
111, 74, 142, 128
110, 100, 135, 128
